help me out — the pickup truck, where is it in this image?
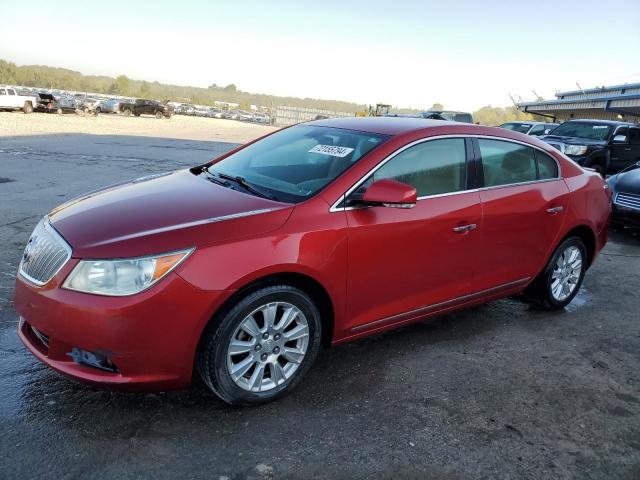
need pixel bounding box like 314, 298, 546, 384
0, 86, 37, 113
542, 119, 640, 175
119, 99, 173, 118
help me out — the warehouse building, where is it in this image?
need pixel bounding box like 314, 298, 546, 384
517, 82, 640, 124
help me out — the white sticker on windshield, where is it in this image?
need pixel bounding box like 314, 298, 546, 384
593, 126, 608, 129
309, 145, 355, 157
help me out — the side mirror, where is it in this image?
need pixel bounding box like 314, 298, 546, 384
612, 134, 627, 144
362, 179, 417, 208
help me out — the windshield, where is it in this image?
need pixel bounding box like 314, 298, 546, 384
499, 123, 532, 133
208, 125, 389, 203
548, 122, 612, 141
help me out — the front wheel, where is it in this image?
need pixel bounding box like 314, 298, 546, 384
23, 102, 33, 114
198, 285, 322, 406
123, 108, 132, 116
526, 236, 587, 310
155, 110, 163, 119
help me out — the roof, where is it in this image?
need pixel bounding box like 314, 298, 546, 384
500, 121, 554, 126
307, 116, 459, 135
559, 119, 636, 126
556, 82, 640, 96
518, 93, 640, 107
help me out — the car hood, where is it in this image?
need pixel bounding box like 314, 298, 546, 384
542, 135, 607, 148
49, 169, 292, 258
612, 167, 640, 194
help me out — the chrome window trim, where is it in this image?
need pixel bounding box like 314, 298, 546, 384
18, 217, 73, 287
329, 134, 562, 212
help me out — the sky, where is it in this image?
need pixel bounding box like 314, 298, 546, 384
1, 0, 639, 111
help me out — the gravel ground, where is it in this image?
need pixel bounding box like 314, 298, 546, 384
0, 111, 277, 143
1, 120, 640, 480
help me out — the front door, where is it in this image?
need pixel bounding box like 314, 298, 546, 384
344, 137, 481, 334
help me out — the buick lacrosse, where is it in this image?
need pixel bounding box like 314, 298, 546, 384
15, 117, 610, 405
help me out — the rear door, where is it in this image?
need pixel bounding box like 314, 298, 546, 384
344, 137, 482, 334
626, 128, 640, 166
610, 127, 631, 171
473, 138, 569, 292
6, 88, 18, 107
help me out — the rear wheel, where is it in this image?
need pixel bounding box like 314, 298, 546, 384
526, 236, 587, 310
155, 110, 163, 119
123, 108, 132, 116
94, 107, 101, 116
23, 102, 33, 114
56, 107, 63, 115
198, 285, 322, 406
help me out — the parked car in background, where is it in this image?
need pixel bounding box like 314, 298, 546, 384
36, 93, 77, 114
119, 99, 173, 118
541, 119, 640, 175
194, 107, 209, 117
420, 110, 474, 123
607, 161, 640, 229
236, 110, 253, 121
207, 108, 224, 119
499, 121, 559, 137
14, 117, 610, 406
95, 98, 122, 114
0, 86, 37, 113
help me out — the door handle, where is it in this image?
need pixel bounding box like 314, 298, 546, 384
546, 206, 564, 214
452, 223, 477, 233
624, 147, 632, 151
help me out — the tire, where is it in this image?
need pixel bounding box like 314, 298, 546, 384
95, 107, 101, 116
23, 102, 33, 114
56, 107, 63, 115
134, 113, 140, 117
198, 285, 322, 406
525, 236, 587, 310
124, 108, 132, 117
155, 110, 163, 119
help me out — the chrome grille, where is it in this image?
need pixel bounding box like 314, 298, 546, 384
615, 192, 640, 211
19, 218, 72, 286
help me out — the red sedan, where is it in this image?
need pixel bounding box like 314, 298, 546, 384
14, 117, 610, 405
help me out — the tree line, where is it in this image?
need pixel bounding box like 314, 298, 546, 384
0, 59, 541, 125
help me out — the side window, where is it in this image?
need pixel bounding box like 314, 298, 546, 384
615, 127, 629, 143
478, 139, 537, 187
7, 89, 16, 95
0, 88, 6, 95
535, 151, 559, 180
628, 128, 640, 146
370, 138, 467, 197
529, 125, 547, 136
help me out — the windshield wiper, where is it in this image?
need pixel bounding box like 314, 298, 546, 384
210, 170, 278, 201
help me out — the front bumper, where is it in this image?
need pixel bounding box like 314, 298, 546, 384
14, 266, 228, 391
611, 204, 640, 229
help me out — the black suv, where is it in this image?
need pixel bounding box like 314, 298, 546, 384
542, 119, 640, 175
120, 99, 173, 118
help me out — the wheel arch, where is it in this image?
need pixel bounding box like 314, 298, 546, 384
559, 224, 597, 268
198, 271, 336, 351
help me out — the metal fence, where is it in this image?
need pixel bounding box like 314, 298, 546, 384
273, 106, 354, 127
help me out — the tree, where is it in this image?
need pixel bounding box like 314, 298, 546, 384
224, 84, 237, 92
429, 103, 444, 111
139, 80, 151, 98
0, 60, 18, 84
114, 75, 131, 96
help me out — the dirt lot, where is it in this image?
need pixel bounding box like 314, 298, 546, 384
0, 111, 277, 143
1, 115, 640, 479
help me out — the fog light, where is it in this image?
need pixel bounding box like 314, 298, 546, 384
68, 347, 118, 373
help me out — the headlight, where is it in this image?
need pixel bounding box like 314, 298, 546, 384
564, 145, 588, 156
63, 248, 193, 296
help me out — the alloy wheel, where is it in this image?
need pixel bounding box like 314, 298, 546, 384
550, 245, 583, 301
226, 302, 310, 392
